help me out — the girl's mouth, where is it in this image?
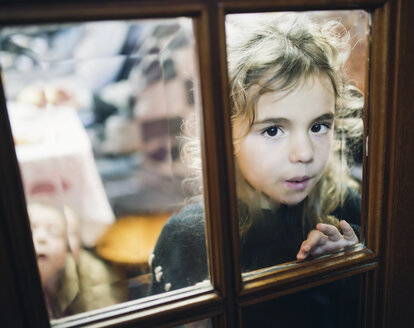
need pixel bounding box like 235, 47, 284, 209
284, 176, 311, 191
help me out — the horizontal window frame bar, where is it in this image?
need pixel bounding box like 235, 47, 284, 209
51, 289, 222, 328
0, 2, 205, 25
218, 0, 385, 13
240, 246, 377, 305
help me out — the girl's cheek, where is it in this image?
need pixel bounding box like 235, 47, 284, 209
314, 133, 334, 150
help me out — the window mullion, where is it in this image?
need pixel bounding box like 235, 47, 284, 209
195, 4, 242, 328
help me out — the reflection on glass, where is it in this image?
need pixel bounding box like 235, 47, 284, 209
242, 275, 362, 327
226, 11, 367, 273
0, 17, 206, 319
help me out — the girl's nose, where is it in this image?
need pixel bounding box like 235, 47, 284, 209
289, 133, 314, 163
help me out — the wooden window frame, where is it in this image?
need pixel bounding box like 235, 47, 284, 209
0, 0, 413, 327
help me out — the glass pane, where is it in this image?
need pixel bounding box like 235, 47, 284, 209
0, 17, 210, 320
225, 11, 368, 274
242, 275, 362, 328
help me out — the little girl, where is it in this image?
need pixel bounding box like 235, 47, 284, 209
149, 12, 364, 326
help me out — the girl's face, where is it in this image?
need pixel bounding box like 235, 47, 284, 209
233, 75, 335, 205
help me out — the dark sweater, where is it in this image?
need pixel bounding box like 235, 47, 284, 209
149, 189, 361, 327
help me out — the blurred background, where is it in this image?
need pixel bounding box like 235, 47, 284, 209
0, 17, 201, 319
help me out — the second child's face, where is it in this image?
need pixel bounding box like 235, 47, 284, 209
233, 75, 335, 205
29, 204, 68, 288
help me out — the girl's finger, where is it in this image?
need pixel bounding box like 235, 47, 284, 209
297, 230, 325, 260
308, 229, 328, 248
297, 240, 311, 260
316, 223, 341, 241
296, 247, 308, 260
339, 220, 358, 242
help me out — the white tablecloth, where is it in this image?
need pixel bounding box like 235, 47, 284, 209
9, 103, 115, 247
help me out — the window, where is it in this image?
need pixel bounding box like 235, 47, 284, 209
0, 0, 412, 327
1, 17, 210, 320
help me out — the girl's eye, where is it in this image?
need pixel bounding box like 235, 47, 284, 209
310, 123, 330, 135
262, 126, 281, 137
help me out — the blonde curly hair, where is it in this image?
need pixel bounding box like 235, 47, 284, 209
183, 12, 364, 235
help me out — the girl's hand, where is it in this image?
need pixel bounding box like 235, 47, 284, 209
296, 220, 359, 260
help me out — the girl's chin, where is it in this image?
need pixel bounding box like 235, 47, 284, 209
248, 188, 310, 208
257, 196, 307, 208
278, 193, 308, 206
